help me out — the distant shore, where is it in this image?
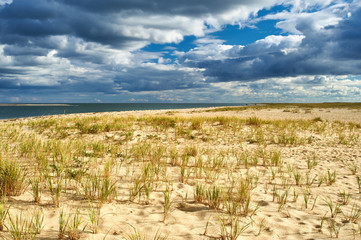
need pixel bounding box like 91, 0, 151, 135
0, 103, 72, 106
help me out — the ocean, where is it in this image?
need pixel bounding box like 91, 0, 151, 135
0, 103, 245, 120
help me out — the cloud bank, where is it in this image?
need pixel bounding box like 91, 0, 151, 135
0, 0, 360, 102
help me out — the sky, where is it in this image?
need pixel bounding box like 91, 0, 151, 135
0, 0, 361, 103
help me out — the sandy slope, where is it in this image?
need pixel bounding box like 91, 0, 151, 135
1, 106, 361, 240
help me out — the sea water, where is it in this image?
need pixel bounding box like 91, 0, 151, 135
0, 103, 245, 120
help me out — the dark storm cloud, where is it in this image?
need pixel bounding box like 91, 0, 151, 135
0, 0, 148, 51
0, 67, 25, 75
115, 66, 206, 92
0, 0, 260, 48
61, 0, 255, 16
182, 7, 361, 83
60, 79, 118, 94
0, 0, 276, 49
0, 2, 119, 47
332, 10, 361, 60
0, 0, 68, 40
3, 45, 48, 56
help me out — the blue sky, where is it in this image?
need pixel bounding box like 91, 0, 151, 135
0, 0, 361, 103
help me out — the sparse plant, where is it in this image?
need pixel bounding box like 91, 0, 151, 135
326, 219, 341, 238
0, 196, 10, 231
206, 185, 222, 209
342, 203, 361, 223
338, 190, 350, 206
326, 169, 336, 185
194, 183, 206, 203
129, 173, 143, 202
122, 225, 168, 240
277, 188, 289, 212
58, 208, 69, 240
324, 198, 341, 218
357, 176, 361, 193
270, 167, 276, 180
32, 208, 44, 234
272, 185, 278, 202
29, 178, 41, 204
87, 202, 102, 234
292, 188, 299, 202
257, 217, 266, 236
203, 217, 211, 236
318, 175, 325, 187
0, 158, 27, 196
99, 174, 117, 205
293, 170, 302, 186
82, 172, 117, 205
44, 171, 62, 207
270, 149, 282, 166
318, 213, 327, 233
218, 212, 251, 240
306, 155, 318, 170
67, 210, 87, 240
303, 189, 310, 209
162, 187, 172, 222
311, 196, 318, 211
305, 173, 317, 186
246, 116, 262, 126
5, 211, 37, 240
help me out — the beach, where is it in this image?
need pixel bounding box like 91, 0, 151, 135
0, 104, 360, 239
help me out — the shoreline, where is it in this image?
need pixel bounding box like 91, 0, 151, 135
0, 103, 248, 121
0, 106, 224, 122
1, 103, 361, 123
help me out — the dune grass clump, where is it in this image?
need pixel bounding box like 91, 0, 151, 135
162, 186, 172, 223
87, 202, 102, 234
342, 203, 361, 223
122, 225, 168, 240
43, 168, 63, 208
0, 158, 27, 196
67, 210, 87, 240
5, 209, 44, 240
29, 178, 41, 203
58, 208, 69, 240
218, 212, 251, 240
81, 172, 117, 205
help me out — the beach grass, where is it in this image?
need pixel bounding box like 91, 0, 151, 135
0, 104, 360, 239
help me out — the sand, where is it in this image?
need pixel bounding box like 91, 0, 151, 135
0, 105, 361, 239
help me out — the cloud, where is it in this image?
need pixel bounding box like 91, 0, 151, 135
0, 0, 360, 103
0, 0, 277, 48
0, 0, 279, 97
114, 64, 206, 92
183, 4, 361, 83
207, 75, 361, 103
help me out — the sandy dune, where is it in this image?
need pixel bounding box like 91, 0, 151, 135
0, 105, 360, 239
